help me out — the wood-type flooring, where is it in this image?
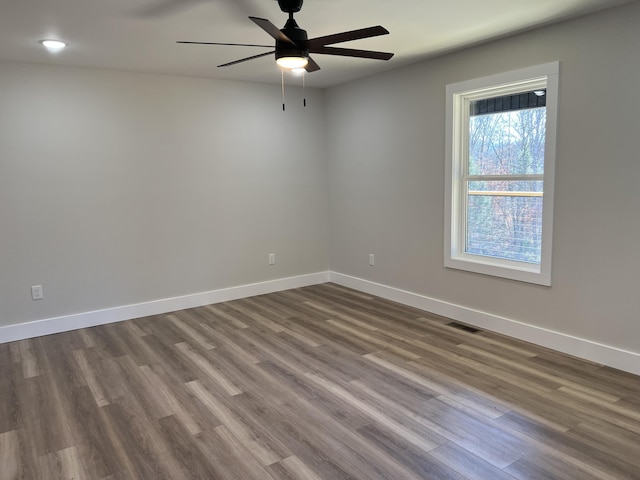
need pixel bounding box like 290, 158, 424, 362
1, 283, 639, 479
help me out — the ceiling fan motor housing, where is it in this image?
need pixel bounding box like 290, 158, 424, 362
278, 0, 303, 13
276, 18, 309, 60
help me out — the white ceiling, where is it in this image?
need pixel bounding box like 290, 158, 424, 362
0, 0, 635, 88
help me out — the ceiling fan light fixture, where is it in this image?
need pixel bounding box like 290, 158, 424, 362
276, 55, 308, 69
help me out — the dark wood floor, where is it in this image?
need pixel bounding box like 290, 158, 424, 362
1, 283, 639, 480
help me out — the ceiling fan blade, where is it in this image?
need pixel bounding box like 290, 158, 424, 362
177, 41, 272, 47
307, 26, 389, 48
217, 51, 274, 67
249, 16, 295, 44
305, 56, 321, 72
308, 46, 394, 61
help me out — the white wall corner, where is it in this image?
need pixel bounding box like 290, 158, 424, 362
328, 271, 640, 377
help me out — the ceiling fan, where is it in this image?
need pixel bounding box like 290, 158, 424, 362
177, 0, 394, 73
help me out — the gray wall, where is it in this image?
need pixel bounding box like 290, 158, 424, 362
1, 2, 639, 359
326, 2, 640, 354
0, 64, 329, 327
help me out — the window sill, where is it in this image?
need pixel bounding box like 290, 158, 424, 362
445, 255, 551, 286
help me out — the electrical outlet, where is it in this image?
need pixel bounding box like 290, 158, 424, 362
268, 253, 276, 265
31, 285, 44, 300
369, 254, 375, 266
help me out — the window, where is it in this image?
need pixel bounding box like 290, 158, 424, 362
445, 62, 559, 285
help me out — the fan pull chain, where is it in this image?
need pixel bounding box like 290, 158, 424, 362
281, 69, 285, 111
303, 72, 306, 107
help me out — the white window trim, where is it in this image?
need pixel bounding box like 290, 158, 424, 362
444, 62, 559, 286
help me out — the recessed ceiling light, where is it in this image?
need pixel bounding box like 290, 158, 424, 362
40, 39, 67, 52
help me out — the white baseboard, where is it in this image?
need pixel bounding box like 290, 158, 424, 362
2, 270, 638, 377
329, 272, 640, 377
0, 272, 330, 345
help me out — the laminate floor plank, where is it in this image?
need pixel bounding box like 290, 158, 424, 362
429, 442, 518, 480
153, 415, 228, 479
356, 424, 468, 480
186, 379, 284, 466
0, 363, 21, 434
349, 379, 525, 470
266, 455, 325, 480
496, 410, 640, 479
215, 391, 295, 460
202, 344, 292, 407
37, 445, 88, 480
408, 336, 564, 394
129, 314, 171, 337
274, 333, 378, 385
73, 348, 110, 407
236, 296, 299, 324
105, 321, 165, 367
87, 326, 128, 359
255, 389, 427, 480
14, 339, 42, 379
98, 403, 179, 480
63, 385, 124, 479
249, 329, 360, 385
139, 333, 201, 383
201, 304, 250, 330
257, 359, 374, 431
566, 419, 640, 469
169, 312, 217, 350
458, 344, 623, 403
419, 316, 540, 359
210, 424, 281, 480
304, 371, 447, 454
114, 355, 175, 419
2, 283, 639, 479
216, 377, 357, 479
0, 430, 20, 480
174, 342, 243, 396
504, 452, 610, 480
407, 353, 582, 430
224, 301, 285, 333
0, 341, 14, 367
8, 428, 39, 480
197, 322, 262, 364
143, 362, 223, 433
366, 351, 512, 420
17, 374, 75, 457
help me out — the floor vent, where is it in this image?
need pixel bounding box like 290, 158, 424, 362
447, 322, 481, 334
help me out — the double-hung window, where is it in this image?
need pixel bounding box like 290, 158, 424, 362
445, 62, 559, 285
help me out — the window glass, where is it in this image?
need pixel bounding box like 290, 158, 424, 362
468, 106, 546, 176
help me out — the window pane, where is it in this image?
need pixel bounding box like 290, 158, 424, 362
466, 180, 543, 264
468, 107, 546, 176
